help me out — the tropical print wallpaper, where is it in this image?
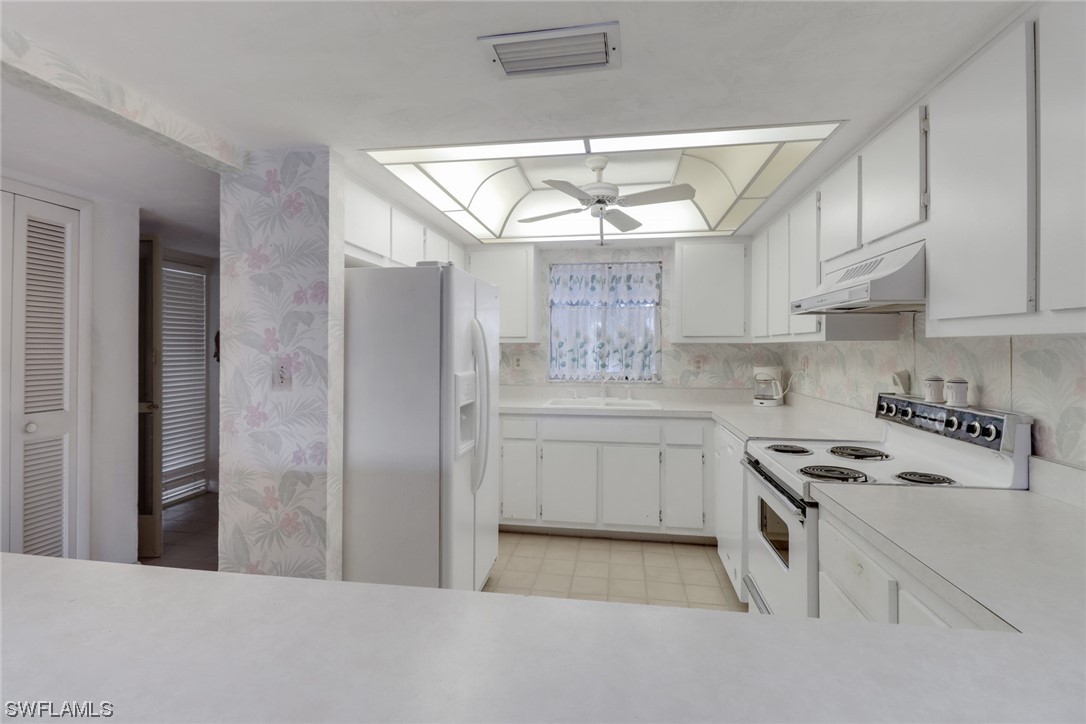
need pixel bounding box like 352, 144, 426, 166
219, 147, 343, 579
501, 250, 1085, 469
1, 26, 246, 172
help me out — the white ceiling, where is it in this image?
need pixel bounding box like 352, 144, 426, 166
1, 1, 1026, 245
1, 80, 220, 252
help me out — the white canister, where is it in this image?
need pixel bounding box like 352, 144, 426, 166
944, 377, 969, 407
923, 375, 945, 403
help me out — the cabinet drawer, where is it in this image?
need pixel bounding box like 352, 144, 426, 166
818, 518, 899, 623
665, 423, 704, 446
502, 419, 537, 440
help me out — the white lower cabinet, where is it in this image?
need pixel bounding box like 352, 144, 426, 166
664, 448, 704, 529
818, 512, 1010, 631
500, 415, 712, 536
500, 442, 538, 521
600, 445, 660, 526
540, 444, 597, 524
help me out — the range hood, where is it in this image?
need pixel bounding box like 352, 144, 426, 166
791, 242, 926, 314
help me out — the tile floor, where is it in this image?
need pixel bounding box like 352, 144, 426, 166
483, 532, 747, 612
138, 492, 218, 571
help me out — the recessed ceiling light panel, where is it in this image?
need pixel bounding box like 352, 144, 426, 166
589, 123, 839, 153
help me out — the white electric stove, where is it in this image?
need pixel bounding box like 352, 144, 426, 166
741, 393, 1033, 619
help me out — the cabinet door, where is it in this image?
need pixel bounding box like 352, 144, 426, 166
767, 217, 790, 336
344, 180, 391, 257
750, 232, 768, 338
787, 194, 820, 334
663, 448, 703, 529
819, 572, 868, 622
898, 589, 950, 628
540, 444, 596, 524
391, 209, 425, 267
424, 229, 449, 263
600, 445, 660, 526
501, 442, 537, 521
818, 157, 861, 262
1038, 3, 1086, 311
447, 242, 466, 269
861, 107, 928, 245
676, 241, 745, 339
469, 248, 531, 340
928, 23, 1036, 320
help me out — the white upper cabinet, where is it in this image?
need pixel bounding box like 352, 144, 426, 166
390, 209, 426, 268
424, 229, 449, 263
787, 193, 821, 335
673, 240, 746, 342
818, 157, 861, 262
927, 22, 1036, 320
344, 179, 391, 258
750, 232, 769, 338
766, 217, 791, 336
468, 246, 538, 342
861, 107, 928, 245
1038, 2, 1086, 312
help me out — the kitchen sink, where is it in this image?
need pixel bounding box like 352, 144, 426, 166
544, 397, 661, 409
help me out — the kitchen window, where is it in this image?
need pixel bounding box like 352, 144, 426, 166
548, 262, 662, 381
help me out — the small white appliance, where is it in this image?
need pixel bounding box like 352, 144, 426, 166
343, 263, 499, 591
741, 393, 1032, 618
752, 366, 784, 407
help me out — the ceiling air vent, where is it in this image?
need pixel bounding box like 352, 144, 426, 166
478, 22, 621, 78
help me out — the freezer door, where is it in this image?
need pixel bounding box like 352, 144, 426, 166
473, 276, 500, 591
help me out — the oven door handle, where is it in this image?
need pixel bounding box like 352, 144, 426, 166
741, 458, 805, 518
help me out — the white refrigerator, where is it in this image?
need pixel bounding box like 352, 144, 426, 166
343, 263, 499, 591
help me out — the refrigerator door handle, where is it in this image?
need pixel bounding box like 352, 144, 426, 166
470, 318, 490, 495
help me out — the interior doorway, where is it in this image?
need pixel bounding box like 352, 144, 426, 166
138, 237, 220, 571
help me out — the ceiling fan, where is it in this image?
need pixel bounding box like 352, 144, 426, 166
517, 155, 696, 245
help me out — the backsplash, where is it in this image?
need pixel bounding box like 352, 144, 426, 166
499, 245, 782, 389
779, 314, 1086, 470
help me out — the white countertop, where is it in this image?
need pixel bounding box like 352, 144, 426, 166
500, 392, 885, 443
2, 553, 1083, 723
810, 484, 1086, 641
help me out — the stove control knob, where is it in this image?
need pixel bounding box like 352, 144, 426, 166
878, 401, 888, 415
901, 407, 914, 421
983, 424, 999, 442
966, 421, 982, 438
946, 417, 960, 432
887, 403, 897, 417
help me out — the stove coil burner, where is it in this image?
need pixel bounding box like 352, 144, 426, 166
767, 444, 813, 455
828, 446, 890, 461
895, 471, 956, 485
799, 465, 869, 483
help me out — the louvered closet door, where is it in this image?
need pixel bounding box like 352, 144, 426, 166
9, 196, 79, 557
161, 263, 208, 503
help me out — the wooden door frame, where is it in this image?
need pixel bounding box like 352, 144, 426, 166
1, 176, 93, 559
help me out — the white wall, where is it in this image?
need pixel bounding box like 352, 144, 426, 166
3, 169, 140, 563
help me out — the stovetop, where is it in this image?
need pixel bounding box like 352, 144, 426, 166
746, 394, 1033, 501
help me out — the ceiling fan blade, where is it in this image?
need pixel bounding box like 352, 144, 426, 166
517, 207, 585, 223
543, 179, 596, 203
603, 208, 643, 232
616, 183, 696, 207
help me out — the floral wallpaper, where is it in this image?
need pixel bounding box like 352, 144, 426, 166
1, 27, 246, 173
499, 246, 783, 389
780, 314, 1086, 470
219, 147, 343, 579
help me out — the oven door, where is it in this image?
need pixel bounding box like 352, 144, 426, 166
742, 457, 818, 618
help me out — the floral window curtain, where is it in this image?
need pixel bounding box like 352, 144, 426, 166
549, 262, 662, 381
